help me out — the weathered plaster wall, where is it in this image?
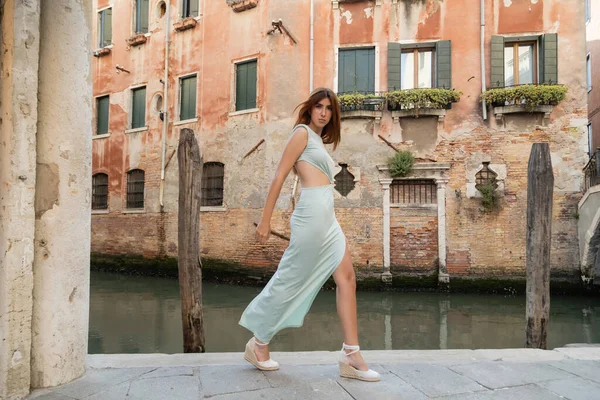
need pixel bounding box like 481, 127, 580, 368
92, 0, 588, 280
588, 0, 600, 152
0, 1, 41, 398
31, 0, 92, 389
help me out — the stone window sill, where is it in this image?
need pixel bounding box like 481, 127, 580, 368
93, 47, 112, 58
93, 133, 111, 140
391, 109, 446, 123
122, 209, 145, 214
127, 33, 148, 47
340, 109, 383, 123
125, 126, 149, 134
174, 118, 199, 126
390, 204, 437, 209
174, 17, 197, 32
200, 206, 227, 212
492, 104, 553, 121
229, 108, 259, 116
229, 0, 258, 12
91, 209, 109, 214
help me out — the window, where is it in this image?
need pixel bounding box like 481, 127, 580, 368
587, 53, 592, 92
491, 34, 557, 87
180, 75, 197, 120
182, 0, 199, 18
97, 8, 112, 48
334, 164, 356, 197
201, 162, 224, 206
475, 162, 498, 190
135, 0, 150, 34
96, 95, 109, 135
586, 0, 591, 23
338, 47, 375, 93
504, 42, 536, 86
235, 60, 257, 111
131, 87, 146, 129
388, 41, 452, 91
390, 180, 437, 205
126, 169, 145, 209
92, 173, 109, 210
401, 48, 434, 89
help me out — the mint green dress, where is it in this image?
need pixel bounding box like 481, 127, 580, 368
239, 124, 347, 343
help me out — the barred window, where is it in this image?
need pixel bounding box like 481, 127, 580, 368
202, 162, 224, 206
126, 169, 145, 209
390, 179, 437, 205
475, 162, 498, 190
334, 163, 356, 197
92, 173, 108, 210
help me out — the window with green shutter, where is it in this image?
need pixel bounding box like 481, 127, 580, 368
136, 0, 149, 33
98, 8, 112, 48
387, 41, 452, 90
131, 87, 146, 129
236, 60, 257, 111
490, 34, 558, 87
338, 48, 375, 93
180, 75, 197, 120
96, 95, 109, 135
182, 0, 200, 18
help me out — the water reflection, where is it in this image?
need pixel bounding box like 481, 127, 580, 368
89, 271, 600, 354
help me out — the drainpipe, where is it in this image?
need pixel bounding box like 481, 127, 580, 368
481, 0, 487, 120
159, 1, 170, 209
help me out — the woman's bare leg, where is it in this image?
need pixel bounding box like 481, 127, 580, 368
333, 241, 369, 371
253, 338, 271, 361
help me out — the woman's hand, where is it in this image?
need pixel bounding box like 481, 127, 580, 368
255, 220, 271, 244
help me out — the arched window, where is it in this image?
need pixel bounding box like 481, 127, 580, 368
127, 169, 145, 209
334, 163, 356, 197
202, 162, 224, 206
92, 173, 108, 210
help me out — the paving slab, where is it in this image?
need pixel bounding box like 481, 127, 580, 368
439, 384, 564, 400
126, 375, 201, 400
207, 382, 352, 400
541, 376, 600, 400
86, 381, 130, 400
197, 364, 271, 397
548, 359, 600, 384
337, 370, 429, 400
554, 346, 600, 361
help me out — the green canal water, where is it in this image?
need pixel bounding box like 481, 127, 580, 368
89, 271, 599, 354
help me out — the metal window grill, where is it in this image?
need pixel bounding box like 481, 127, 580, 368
334, 164, 356, 197
92, 173, 108, 210
126, 169, 145, 209
475, 162, 498, 190
390, 179, 437, 205
202, 162, 224, 206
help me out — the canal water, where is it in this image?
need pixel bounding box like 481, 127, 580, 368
89, 271, 599, 354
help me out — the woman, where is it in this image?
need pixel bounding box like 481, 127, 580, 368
238, 88, 380, 382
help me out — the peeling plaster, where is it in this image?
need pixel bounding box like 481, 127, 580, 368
504, 0, 512, 6
35, 163, 59, 219
341, 10, 353, 24
364, 7, 373, 19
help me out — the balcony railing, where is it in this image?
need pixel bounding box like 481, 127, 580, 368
584, 149, 600, 192
337, 91, 386, 112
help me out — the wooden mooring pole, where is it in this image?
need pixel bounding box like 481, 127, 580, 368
177, 128, 206, 353
525, 143, 553, 349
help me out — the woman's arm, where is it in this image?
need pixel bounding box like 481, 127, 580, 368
255, 127, 308, 244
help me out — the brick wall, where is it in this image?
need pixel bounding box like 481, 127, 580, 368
390, 207, 439, 274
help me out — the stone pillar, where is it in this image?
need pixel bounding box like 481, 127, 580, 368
380, 179, 393, 284
0, 1, 41, 398
439, 299, 450, 349
436, 179, 449, 284
31, 0, 92, 388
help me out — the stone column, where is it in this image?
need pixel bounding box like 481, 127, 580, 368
380, 179, 393, 284
436, 179, 449, 284
31, 0, 92, 388
0, 2, 41, 398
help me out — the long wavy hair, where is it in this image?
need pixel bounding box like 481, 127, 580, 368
294, 88, 341, 150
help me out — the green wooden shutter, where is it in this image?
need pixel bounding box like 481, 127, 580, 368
104, 8, 112, 46
356, 48, 375, 93
541, 33, 558, 84
388, 43, 402, 91
247, 61, 257, 109
236, 63, 247, 110
139, 0, 149, 33
132, 87, 146, 129
490, 35, 504, 88
190, 0, 199, 17
338, 50, 355, 93
97, 96, 109, 134
435, 40, 452, 89
180, 76, 197, 120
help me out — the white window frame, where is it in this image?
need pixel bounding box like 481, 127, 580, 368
180, 0, 201, 20
333, 43, 380, 94
176, 72, 199, 123
587, 53, 593, 93
230, 55, 260, 115
97, 6, 113, 49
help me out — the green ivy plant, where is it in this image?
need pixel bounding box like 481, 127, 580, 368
388, 151, 414, 177
337, 92, 384, 109
384, 88, 462, 116
481, 84, 567, 112
477, 182, 498, 212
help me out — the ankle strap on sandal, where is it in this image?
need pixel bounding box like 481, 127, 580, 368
254, 337, 270, 346
342, 343, 360, 355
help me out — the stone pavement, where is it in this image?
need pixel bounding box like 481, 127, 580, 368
28, 345, 600, 400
